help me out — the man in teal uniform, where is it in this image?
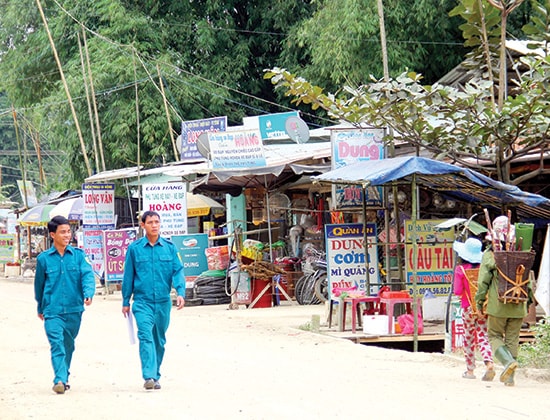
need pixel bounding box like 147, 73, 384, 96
122, 211, 185, 390
34, 215, 95, 394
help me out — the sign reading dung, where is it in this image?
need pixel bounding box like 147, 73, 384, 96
331, 129, 385, 208
208, 129, 266, 169
404, 219, 455, 297
180, 116, 227, 161
142, 182, 188, 237
325, 223, 379, 296
82, 183, 116, 229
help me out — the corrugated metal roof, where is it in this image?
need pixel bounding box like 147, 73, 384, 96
313, 156, 550, 222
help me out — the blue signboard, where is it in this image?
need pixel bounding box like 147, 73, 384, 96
258, 111, 298, 140
180, 116, 227, 161
171, 234, 209, 277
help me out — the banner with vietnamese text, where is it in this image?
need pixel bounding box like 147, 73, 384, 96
142, 182, 188, 237
180, 116, 227, 161
103, 228, 138, 283
326, 223, 379, 296
208, 129, 266, 169
82, 183, 116, 229
404, 219, 454, 297
330, 129, 385, 208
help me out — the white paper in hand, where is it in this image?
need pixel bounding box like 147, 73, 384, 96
126, 311, 137, 345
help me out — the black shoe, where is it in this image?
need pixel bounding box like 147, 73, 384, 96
144, 379, 155, 390
52, 381, 66, 394
154, 380, 161, 390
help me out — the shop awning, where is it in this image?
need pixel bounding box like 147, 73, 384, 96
186, 194, 225, 217
169, 143, 332, 195
312, 156, 550, 221
17, 204, 57, 227
188, 161, 331, 195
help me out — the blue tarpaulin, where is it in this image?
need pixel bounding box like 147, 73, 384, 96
312, 156, 550, 222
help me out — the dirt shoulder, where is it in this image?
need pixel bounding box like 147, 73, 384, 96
1, 277, 549, 420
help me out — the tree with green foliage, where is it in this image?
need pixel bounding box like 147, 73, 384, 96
0, 0, 544, 195
0, 0, 314, 191
265, 0, 550, 187
279, 0, 468, 91
0, 94, 58, 204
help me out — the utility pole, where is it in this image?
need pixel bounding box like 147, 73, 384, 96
32, 130, 47, 188
377, 0, 390, 83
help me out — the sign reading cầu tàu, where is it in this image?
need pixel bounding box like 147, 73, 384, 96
405, 219, 455, 297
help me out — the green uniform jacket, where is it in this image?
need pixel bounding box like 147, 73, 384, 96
475, 250, 532, 318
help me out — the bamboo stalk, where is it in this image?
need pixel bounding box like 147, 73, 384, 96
82, 27, 106, 172
36, 0, 92, 177
78, 31, 100, 174
505, 209, 512, 251
157, 64, 179, 161
483, 209, 498, 251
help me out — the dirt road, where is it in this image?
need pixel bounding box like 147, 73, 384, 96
1, 277, 549, 419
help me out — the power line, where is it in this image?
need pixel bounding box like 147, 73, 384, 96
0, 150, 65, 156
146, 12, 466, 47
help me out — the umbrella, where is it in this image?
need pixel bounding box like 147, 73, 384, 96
186, 194, 224, 217
49, 197, 84, 221
18, 204, 57, 227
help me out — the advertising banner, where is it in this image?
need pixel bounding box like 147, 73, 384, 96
451, 299, 465, 350
180, 116, 227, 161
103, 228, 138, 283
330, 129, 385, 208
404, 219, 455, 297
83, 230, 104, 280
257, 111, 299, 140
171, 234, 209, 277
142, 182, 188, 237
17, 180, 38, 207
0, 234, 16, 263
82, 183, 116, 229
325, 223, 379, 296
208, 129, 266, 169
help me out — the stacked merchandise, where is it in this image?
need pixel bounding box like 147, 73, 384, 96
192, 270, 231, 306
